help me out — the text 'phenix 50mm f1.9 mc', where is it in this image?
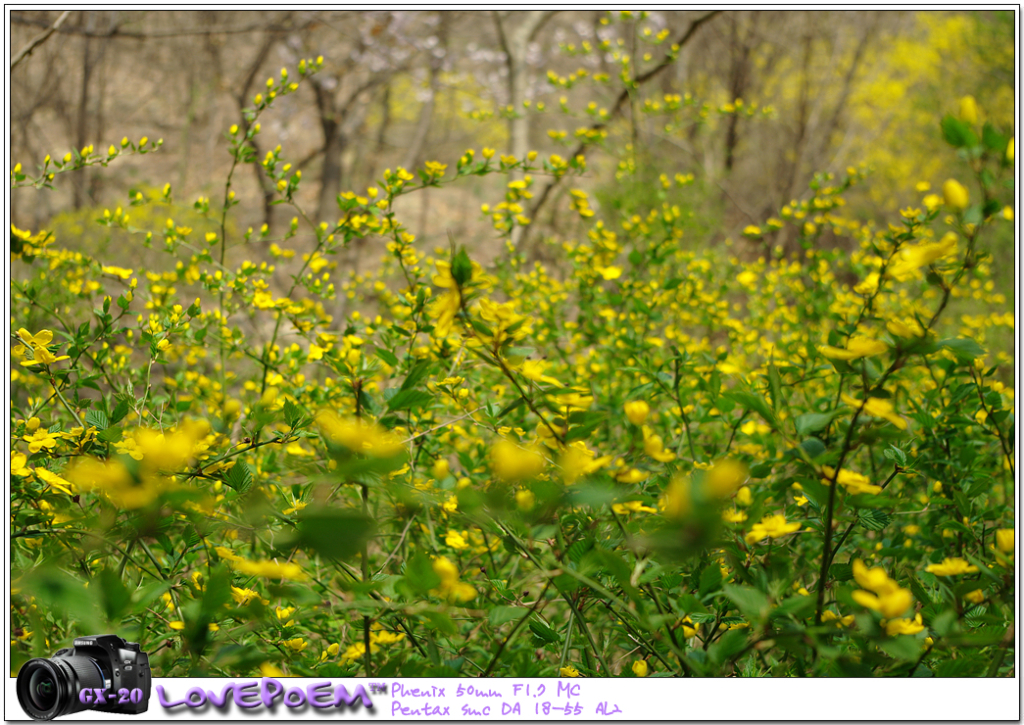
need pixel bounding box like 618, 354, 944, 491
16, 635, 151, 720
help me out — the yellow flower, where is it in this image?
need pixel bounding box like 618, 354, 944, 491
888, 233, 958, 280
641, 426, 676, 462
958, 95, 978, 125
745, 513, 800, 545
230, 586, 267, 606
282, 638, 308, 654
101, 265, 134, 279
705, 459, 748, 498
887, 317, 925, 339
853, 272, 879, 295
925, 558, 979, 576
885, 612, 925, 636
558, 442, 612, 484
518, 359, 562, 387
964, 589, 985, 604
515, 489, 536, 511
850, 559, 913, 618
852, 559, 893, 593
316, 411, 404, 457
232, 559, 307, 581
624, 400, 650, 425
821, 610, 854, 628
427, 262, 462, 338
820, 466, 882, 495
11, 452, 32, 477
612, 500, 657, 515
445, 529, 470, 550
559, 665, 580, 677
722, 508, 748, 523
168, 621, 185, 631
840, 394, 907, 431
430, 556, 476, 602
259, 662, 286, 677
735, 486, 752, 506
423, 160, 447, 177
631, 660, 648, 677
942, 179, 969, 211
995, 529, 1014, 554
23, 429, 60, 453
489, 438, 545, 481
819, 336, 887, 361
852, 588, 913, 619
660, 476, 692, 519
35, 468, 77, 496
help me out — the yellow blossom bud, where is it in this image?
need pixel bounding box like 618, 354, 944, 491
958, 95, 978, 125
942, 179, 969, 211
624, 400, 649, 425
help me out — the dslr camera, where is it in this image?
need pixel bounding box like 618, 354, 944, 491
16, 634, 151, 720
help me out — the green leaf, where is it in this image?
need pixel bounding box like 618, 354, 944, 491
799, 438, 827, 460
450, 248, 473, 287
85, 409, 109, 430
879, 635, 922, 662
981, 122, 1008, 154
882, 445, 907, 467
723, 584, 769, 621
224, 461, 253, 493
937, 337, 986, 363
858, 509, 891, 532
496, 396, 526, 419
528, 620, 561, 644
699, 562, 723, 597
723, 390, 776, 426
941, 114, 977, 148
386, 389, 433, 412
707, 628, 749, 665
770, 594, 814, 621
400, 361, 433, 391
402, 551, 441, 595
796, 478, 829, 510
795, 411, 839, 436
97, 568, 132, 623
374, 347, 399, 367
767, 363, 782, 413
421, 610, 459, 637
488, 606, 526, 627
288, 509, 376, 561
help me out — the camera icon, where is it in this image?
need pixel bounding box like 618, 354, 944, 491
16, 635, 151, 720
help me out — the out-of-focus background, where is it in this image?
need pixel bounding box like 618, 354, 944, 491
9, 10, 1015, 279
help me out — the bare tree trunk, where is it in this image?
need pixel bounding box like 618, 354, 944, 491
376, 83, 391, 153
401, 13, 448, 172
723, 13, 755, 173
492, 10, 557, 247
314, 80, 343, 223
73, 11, 96, 209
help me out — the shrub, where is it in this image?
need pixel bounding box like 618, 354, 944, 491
10, 45, 1015, 679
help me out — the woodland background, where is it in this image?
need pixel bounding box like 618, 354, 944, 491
10, 10, 1016, 303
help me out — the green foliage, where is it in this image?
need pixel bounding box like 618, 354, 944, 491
9, 19, 1015, 680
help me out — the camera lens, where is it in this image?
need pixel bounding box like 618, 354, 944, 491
28, 669, 58, 711
16, 657, 105, 720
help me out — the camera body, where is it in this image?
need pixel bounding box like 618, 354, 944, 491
16, 634, 151, 720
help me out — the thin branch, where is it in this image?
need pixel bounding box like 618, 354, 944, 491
525, 11, 722, 232
10, 12, 312, 39
10, 10, 71, 70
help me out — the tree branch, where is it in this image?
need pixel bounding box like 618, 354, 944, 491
525, 11, 722, 234
11, 10, 71, 70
